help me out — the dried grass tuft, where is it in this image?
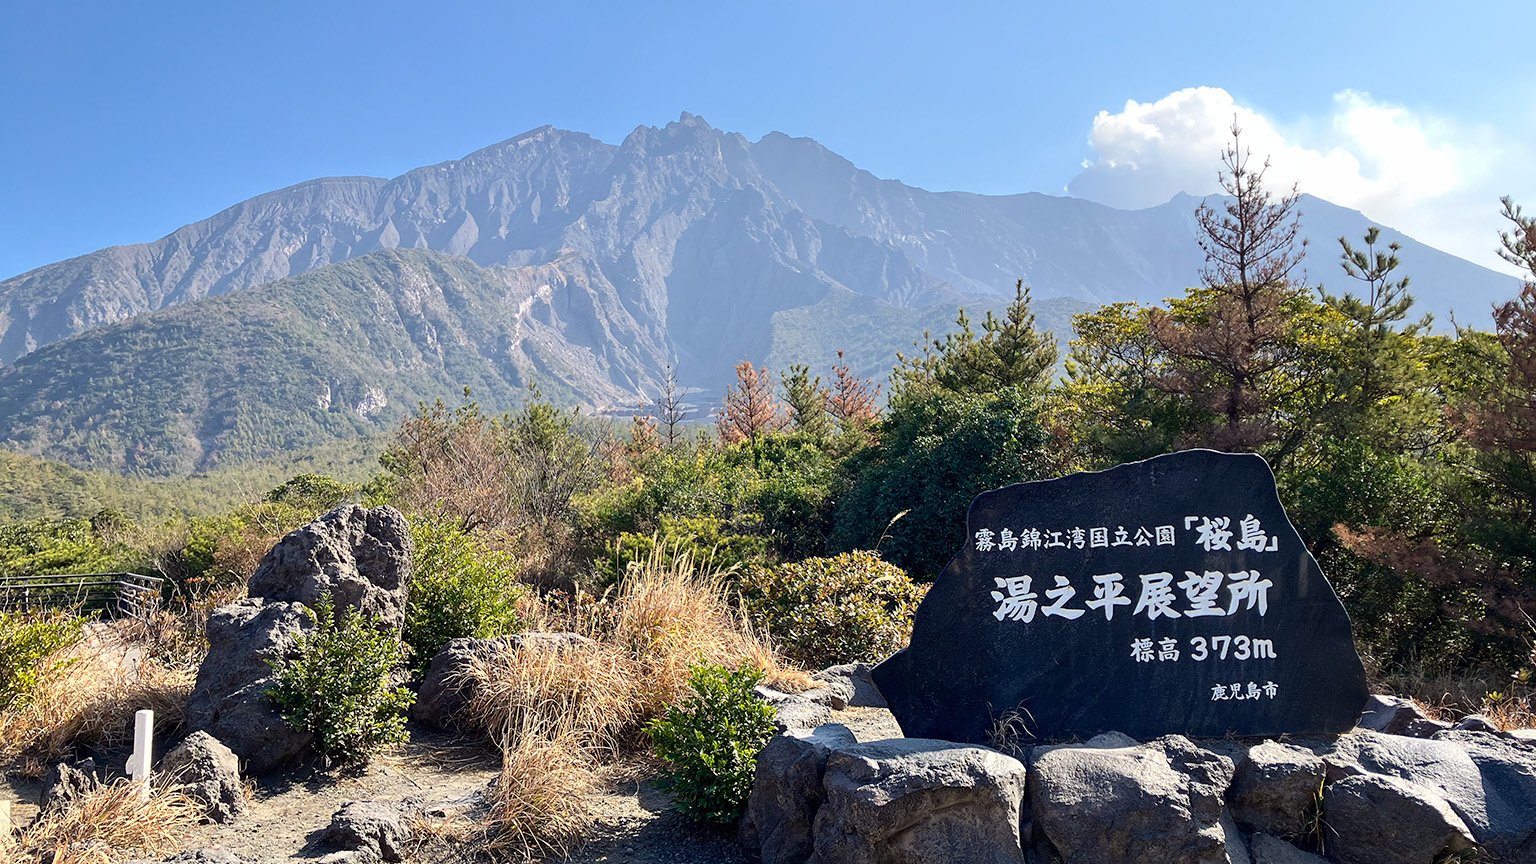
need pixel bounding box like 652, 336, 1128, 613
465, 636, 637, 757
12, 779, 200, 864
0, 633, 194, 762
480, 719, 599, 862
451, 544, 809, 861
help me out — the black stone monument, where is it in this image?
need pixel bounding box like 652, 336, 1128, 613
872, 449, 1369, 744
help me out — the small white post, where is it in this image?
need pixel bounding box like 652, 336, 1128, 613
125, 709, 154, 801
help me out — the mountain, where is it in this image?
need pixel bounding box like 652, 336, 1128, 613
0, 113, 1520, 474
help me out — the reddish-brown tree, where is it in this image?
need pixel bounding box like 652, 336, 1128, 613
827, 350, 881, 430
716, 361, 786, 444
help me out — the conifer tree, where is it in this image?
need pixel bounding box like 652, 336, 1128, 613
655, 364, 689, 448
894, 279, 1057, 399
828, 350, 881, 431
716, 361, 786, 445
1148, 121, 1318, 457
781, 364, 833, 439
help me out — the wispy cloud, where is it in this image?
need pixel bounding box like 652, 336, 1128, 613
1067, 86, 1529, 274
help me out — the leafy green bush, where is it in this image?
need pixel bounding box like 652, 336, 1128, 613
0, 518, 141, 576
646, 663, 777, 823
0, 610, 84, 709
738, 550, 926, 668
267, 597, 414, 765
831, 386, 1054, 579
265, 473, 356, 512
404, 517, 524, 671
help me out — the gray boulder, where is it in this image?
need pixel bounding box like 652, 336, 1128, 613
411, 632, 591, 731
1249, 833, 1327, 864
1228, 741, 1325, 839
1322, 774, 1475, 864
812, 738, 1026, 864
1029, 734, 1239, 864
40, 757, 99, 813
322, 800, 409, 862
152, 851, 248, 864
411, 636, 514, 731
1325, 729, 1536, 860
813, 663, 886, 709
161, 731, 245, 824
757, 685, 834, 735
1356, 695, 1440, 737
740, 725, 858, 864
1451, 714, 1502, 735
185, 598, 314, 773
248, 505, 412, 632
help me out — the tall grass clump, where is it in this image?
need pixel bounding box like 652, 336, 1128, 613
448, 545, 808, 860
13, 779, 199, 864
0, 621, 193, 764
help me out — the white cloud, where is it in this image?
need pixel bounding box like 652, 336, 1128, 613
1066, 86, 1527, 273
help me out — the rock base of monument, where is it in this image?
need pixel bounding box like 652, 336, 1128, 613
744, 691, 1536, 864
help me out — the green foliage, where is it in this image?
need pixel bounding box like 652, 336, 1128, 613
894, 279, 1059, 402
579, 430, 845, 571
0, 517, 142, 576
832, 386, 1054, 578
738, 550, 926, 668
267, 597, 414, 765
782, 364, 833, 439
645, 663, 777, 824
0, 610, 84, 709
265, 473, 356, 512
596, 515, 770, 586
404, 517, 524, 671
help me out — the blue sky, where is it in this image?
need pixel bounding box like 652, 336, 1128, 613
2, 1, 1531, 277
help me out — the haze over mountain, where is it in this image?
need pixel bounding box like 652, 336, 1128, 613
0, 113, 1520, 474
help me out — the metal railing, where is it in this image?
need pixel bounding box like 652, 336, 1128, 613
0, 572, 164, 619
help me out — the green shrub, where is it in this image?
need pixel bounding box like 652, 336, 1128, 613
0, 610, 84, 709
646, 663, 777, 823
831, 386, 1054, 579
267, 597, 414, 765
0, 518, 140, 576
404, 517, 524, 672
739, 550, 926, 669
594, 515, 769, 587
265, 473, 356, 512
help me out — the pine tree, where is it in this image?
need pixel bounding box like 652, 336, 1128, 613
1323, 227, 1432, 442
716, 361, 786, 445
1148, 121, 1319, 457
828, 350, 881, 431
894, 279, 1058, 399
781, 364, 833, 439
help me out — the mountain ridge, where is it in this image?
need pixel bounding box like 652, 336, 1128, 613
2, 113, 1517, 369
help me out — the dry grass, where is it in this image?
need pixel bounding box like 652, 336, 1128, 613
11, 779, 200, 864
605, 547, 809, 718
0, 630, 195, 763
448, 546, 809, 861
465, 635, 638, 757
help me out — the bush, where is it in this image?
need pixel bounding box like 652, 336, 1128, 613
831, 386, 1054, 579
739, 550, 926, 669
267, 598, 413, 765
404, 517, 524, 672
594, 515, 769, 587
0, 610, 84, 709
645, 663, 777, 823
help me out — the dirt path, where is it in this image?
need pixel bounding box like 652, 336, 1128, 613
7, 706, 904, 863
